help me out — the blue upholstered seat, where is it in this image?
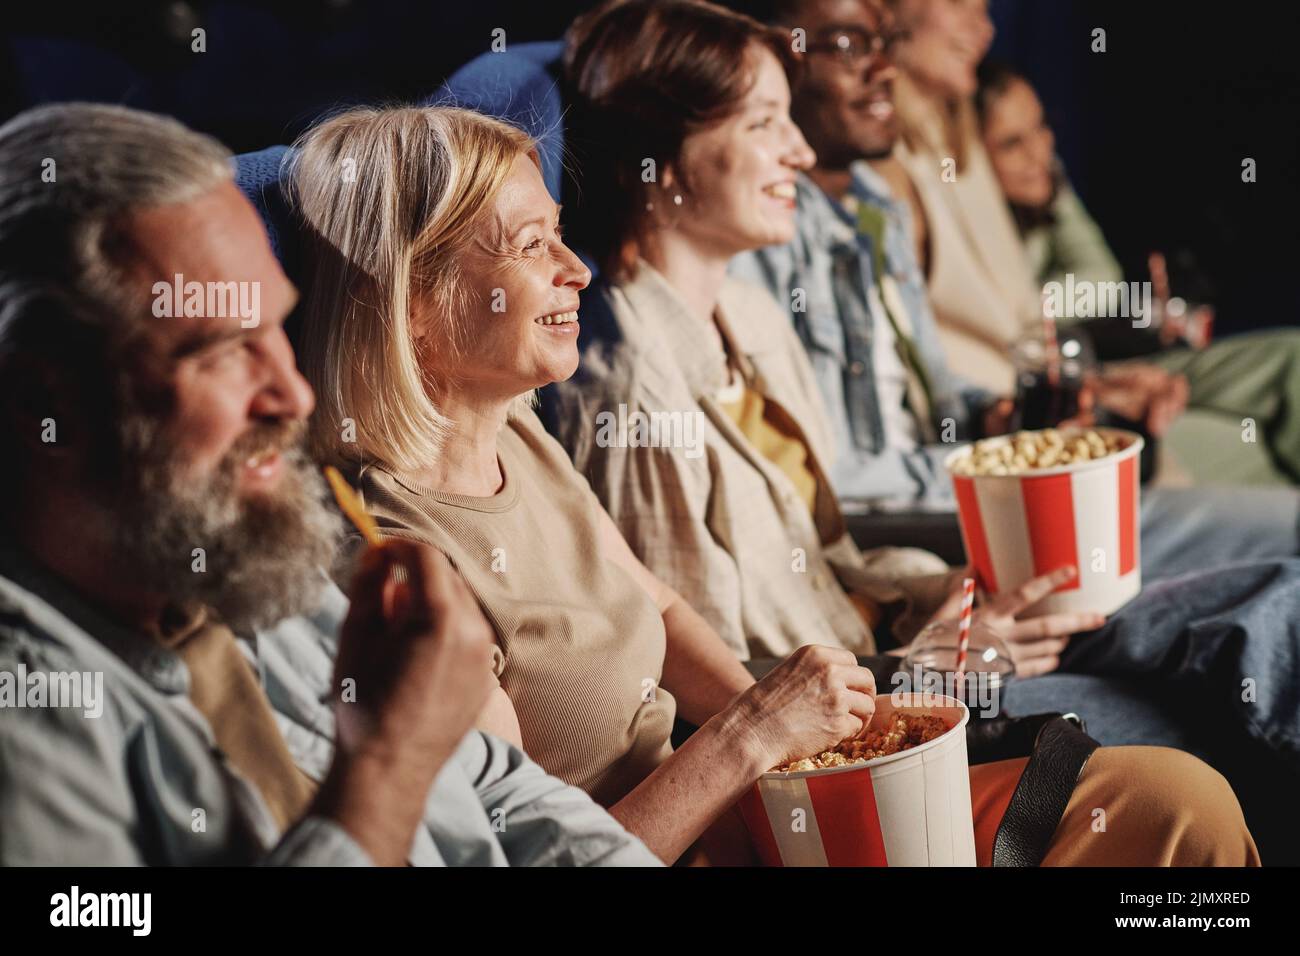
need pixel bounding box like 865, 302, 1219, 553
234, 39, 570, 278
233, 145, 298, 277
427, 40, 567, 203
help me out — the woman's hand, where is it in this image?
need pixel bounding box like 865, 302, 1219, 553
611, 645, 875, 863
725, 645, 877, 769
925, 566, 1106, 677
978, 566, 1106, 676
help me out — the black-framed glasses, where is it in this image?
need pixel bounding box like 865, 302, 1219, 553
805, 27, 909, 70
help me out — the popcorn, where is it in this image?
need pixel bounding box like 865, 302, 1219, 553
773, 713, 951, 773
950, 428, 1130, 477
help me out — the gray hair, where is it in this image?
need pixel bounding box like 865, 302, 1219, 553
0, 102, 232, 380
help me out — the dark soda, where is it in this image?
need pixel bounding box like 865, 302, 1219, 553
1012, 366, 1083, 431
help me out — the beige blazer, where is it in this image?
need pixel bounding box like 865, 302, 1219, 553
547, 262, 950, 660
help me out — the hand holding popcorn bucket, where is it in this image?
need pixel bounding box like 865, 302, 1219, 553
739, 694, 975, 867
945, 427, 1144, 616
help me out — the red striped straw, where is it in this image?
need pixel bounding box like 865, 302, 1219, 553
954, 577, 975, 691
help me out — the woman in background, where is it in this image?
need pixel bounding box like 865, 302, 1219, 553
976, 59, 1300, 486
880, 0, 1038, 392
975, 61, 1122, 293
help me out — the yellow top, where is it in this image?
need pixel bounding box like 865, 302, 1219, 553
716, 373, 882, 630
716, 374, 819, 515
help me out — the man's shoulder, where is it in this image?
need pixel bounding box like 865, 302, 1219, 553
446, 729, 564, 804
449, 729, 513, 786
0, 572, 122, 680
0, 573, 138, 784
425, 731, 526, 825
848, 160, 899, 208
737, 176, 857, 287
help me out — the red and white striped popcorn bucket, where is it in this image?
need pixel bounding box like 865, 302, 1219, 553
945, 428, 1144, 616
739, 694, 974, 867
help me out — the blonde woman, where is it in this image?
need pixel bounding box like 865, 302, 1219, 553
289, 104, 882, 865
880, 0, 1041, 392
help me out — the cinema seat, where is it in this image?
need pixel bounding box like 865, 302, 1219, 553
233, 143, 314, 347
234, 145, 298, 276
426, 40, 567, 203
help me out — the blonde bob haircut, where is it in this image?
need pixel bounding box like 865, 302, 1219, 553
287, 105, 536, 474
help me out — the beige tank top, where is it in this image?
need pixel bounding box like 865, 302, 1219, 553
341, 408, 676, 807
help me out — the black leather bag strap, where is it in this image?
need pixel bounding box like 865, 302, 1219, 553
990, 714, 1101, 867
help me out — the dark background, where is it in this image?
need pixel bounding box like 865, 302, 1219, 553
2, 0, 1295, 337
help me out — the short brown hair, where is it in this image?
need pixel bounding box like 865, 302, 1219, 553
563, 0, 798, 278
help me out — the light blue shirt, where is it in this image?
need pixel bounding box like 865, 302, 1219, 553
731, 163, 992, 510
0, 539, 660, 867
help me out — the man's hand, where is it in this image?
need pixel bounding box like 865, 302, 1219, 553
333, 541, 496, 765
925, 566, 1105, 677
317, 541, 498, 864
727, 645, 876, 769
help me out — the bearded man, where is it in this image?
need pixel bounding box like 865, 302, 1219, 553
0, 102, 657, 867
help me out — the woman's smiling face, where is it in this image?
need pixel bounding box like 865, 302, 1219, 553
983, 77, 1056, 209
664, 44, 816, 258
422, 154, 591, 401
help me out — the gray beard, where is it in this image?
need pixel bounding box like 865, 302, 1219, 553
107, 410, 342, 633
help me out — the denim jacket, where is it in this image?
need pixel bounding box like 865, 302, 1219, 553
731, 163, 992, 510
